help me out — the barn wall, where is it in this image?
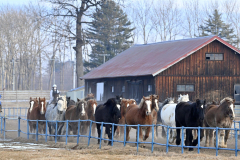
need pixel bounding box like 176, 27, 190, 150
155, 40, 240, 102
85, 76, 155, 103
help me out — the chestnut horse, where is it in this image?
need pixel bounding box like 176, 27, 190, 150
65, 99, 88, 135
28, 97, 46, 138
151, 94, 159, 140
86, 99, 97, 136
204, 97, 235, 148
125, 96, 155, 146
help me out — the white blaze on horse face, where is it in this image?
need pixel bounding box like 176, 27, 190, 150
30, 101, 34, 112
230, 103, 235, 118
155, 99, 159, 111
93, 104, 96, 115
133, 102, 136, 104
127, 103, 129, 107
117, 104, 120, 110
40, 102, 45, 114
201, 105, 203, 109
145, 100, 151, 115
81, 103, 85, 115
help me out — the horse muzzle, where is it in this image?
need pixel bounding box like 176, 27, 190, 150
230, 115, 234, 120
58, 111, 63, 114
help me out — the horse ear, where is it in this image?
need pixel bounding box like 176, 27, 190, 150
233, 99, 236, 104
196, 99, 200, 104
204, 99, 206, 105
77, 98, 80, 102
30, 97, 32, 100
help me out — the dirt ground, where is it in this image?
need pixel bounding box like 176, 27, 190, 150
0, 117, 240, 160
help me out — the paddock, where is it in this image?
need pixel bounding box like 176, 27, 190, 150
0, 106, 240, 159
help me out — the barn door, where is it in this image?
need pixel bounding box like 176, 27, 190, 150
128, 80, 143, 103
234, 84, 240, 104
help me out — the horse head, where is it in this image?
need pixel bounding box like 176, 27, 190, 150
177, 94, 189, 103
76, 100, 87, 116
150, 94, 159, 111
129, 99, 136, 105
116, 95, 123, 110
84, 93, 95, 101
39, 97, 46, 115
104, 98, 121, 122
168, 97, 175, 104
195, 99, 206, 122
219, 97, 235, 120
139, 96, 152, 116
57, 96, 67, 114
120, 98, 129, 115
87, 99, 97, 115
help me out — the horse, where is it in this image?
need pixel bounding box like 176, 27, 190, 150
204, 97, 235, 148
95, 98, 121, 145
151, 94, 159, 140
175, 99, 206, 151
28, 97, 46, 138
45, 95, 67, 138
65, 99, 88, 135
125, 96, 155, 146
84, 93, 95, 101
66, 96, 75, 108
86, 99, 97, 136
160, 94, 190, 143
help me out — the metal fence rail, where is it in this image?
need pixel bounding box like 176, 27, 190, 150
0, 108, 240, 156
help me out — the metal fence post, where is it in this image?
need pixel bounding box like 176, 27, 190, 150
235, 128, 238, 157
55, 121, 58, 143
3, 117, 6, 140
151, 124, 155, 153
181, 126, 184, 154
1, 116, 2, 134
27, 119, 29, 139
18, 116, 20, 137
198, 127, 200, 154
88, 120, 92, 146
99, 122, 104, 149
124, 124, 126, 147
166, 126, 169, 153
137, 124, 140, 152
77, 119, 81, 145
66, 120, 69, 145
216, 127, 219, 156
36, 120, 39, 141
45, 120, 48, 142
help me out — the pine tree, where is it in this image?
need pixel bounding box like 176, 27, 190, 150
84, 0, 134, 73
198, 9, 239, 46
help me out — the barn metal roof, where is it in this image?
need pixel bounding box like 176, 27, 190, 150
81, 36, 240, 79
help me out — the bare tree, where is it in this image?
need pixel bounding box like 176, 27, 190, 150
41, 0, 108, 87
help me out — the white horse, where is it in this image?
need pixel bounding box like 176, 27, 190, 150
160, 94, 190, 144
45, 95, 67, 138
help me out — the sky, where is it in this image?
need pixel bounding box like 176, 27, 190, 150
0, 0, 34, 5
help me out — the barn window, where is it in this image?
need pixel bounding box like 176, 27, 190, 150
122, 86, 125, 92
148, 85, 152, 92
111, 86, 114, 93
177, 85, 194, 92
206, 53, 223, 60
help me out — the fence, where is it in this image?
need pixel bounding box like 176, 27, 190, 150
0, 107, 240, 157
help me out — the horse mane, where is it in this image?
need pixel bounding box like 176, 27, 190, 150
138, 96, 151, 109
219, 97, 234, 105
84, 93, 95, 101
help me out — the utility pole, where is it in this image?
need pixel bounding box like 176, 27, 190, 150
73, 56, 76, 89
2, 58, 4, 90
11, 58, 15, 90
51, 58, 56, 85
99, 54, 110, 63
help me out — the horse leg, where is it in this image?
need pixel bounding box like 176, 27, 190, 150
57, 123, 64, 140
92, 123, 96, 137
172, 129, 177, 144
96, 124, 101, 144
162, 126, 166, 138
156, 126, 158, 138
106, 124, 112, 145
187, 129, 194, 151
126, 126, 131, 141
209, 129, 213, 146
104, 128, 108, 143
192, 128, 203, 146
143, 126, 151, 141
205, 128, 209, 147
116, 126, 120, 138
223, 130, 230, 148
176, 121, 181, 145
218, 130, 225, 148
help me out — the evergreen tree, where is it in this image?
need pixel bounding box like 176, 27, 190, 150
84, 0, 134, 73
198, 9, 239, 46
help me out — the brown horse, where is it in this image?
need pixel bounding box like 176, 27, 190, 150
28, 97, 46, 138
115, 98, 129, 138
151, 94, 159, 140
65, 99, 88, 135
204, 97, 235, 148
84, 93, 95, 101
86, 99, 97, 136
125, 96, 154, 146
